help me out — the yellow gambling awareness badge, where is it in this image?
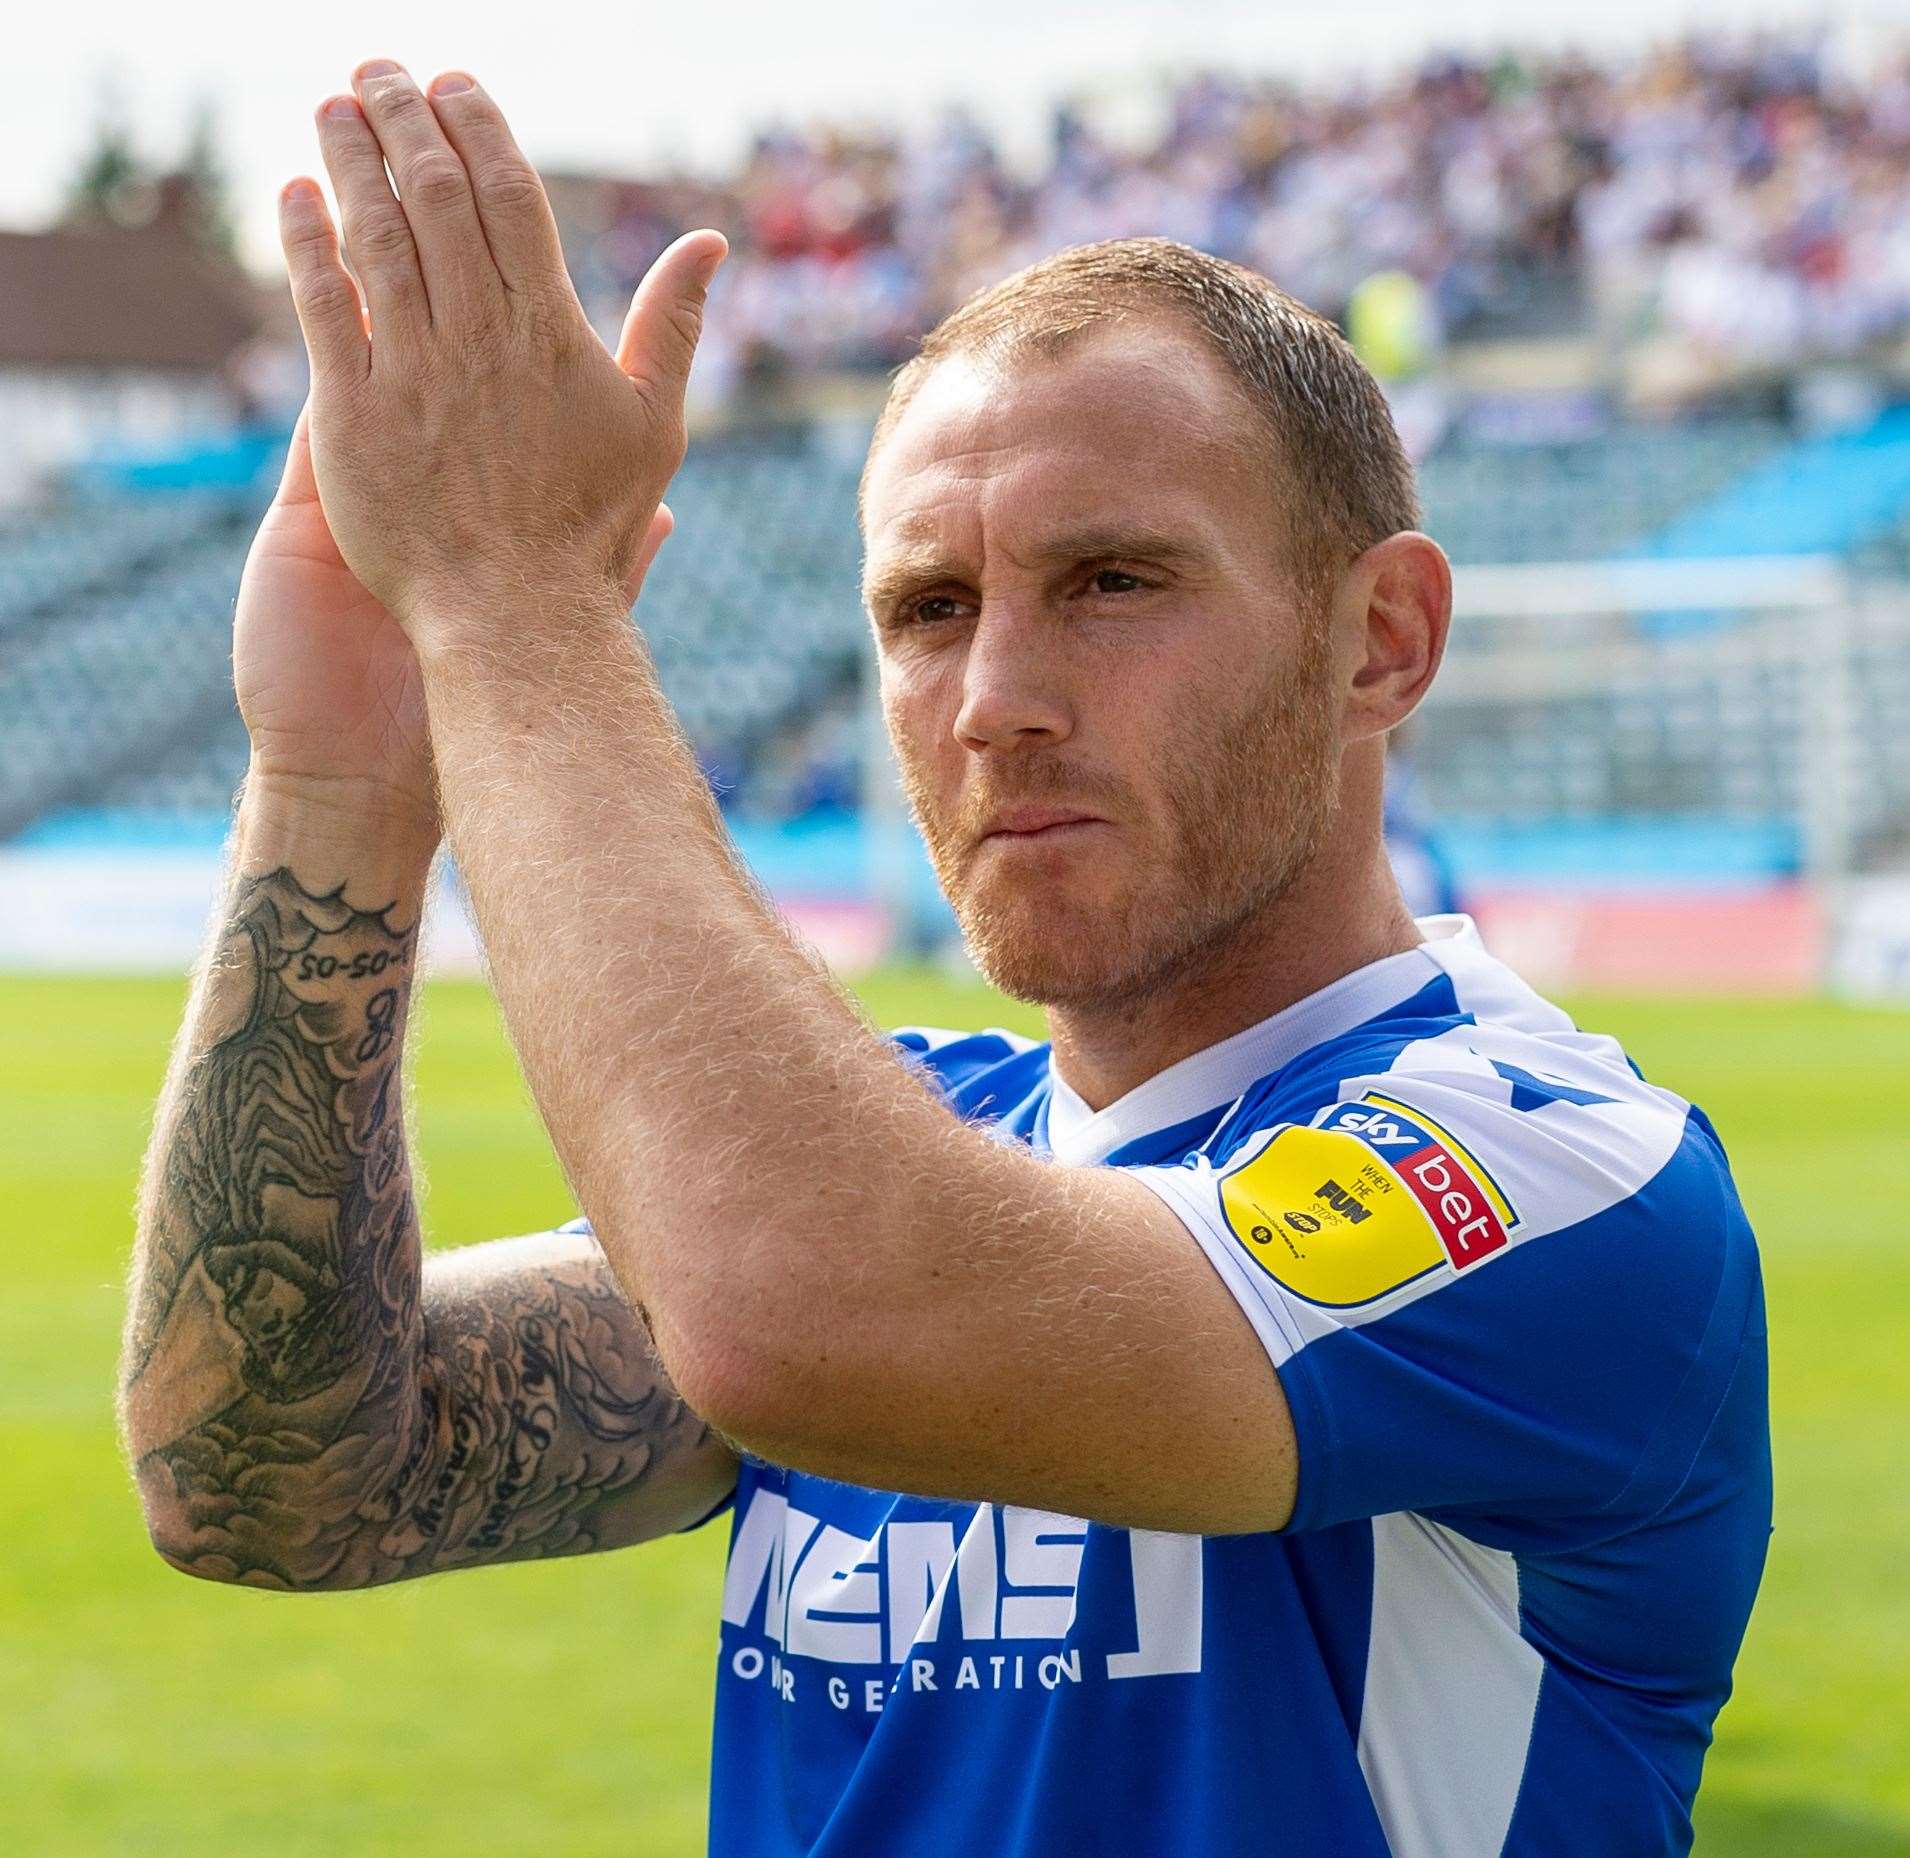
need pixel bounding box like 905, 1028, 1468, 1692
1218, 1095, 1516, 1308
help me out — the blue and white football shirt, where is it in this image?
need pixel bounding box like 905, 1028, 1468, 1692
703, 917, 1771, 1857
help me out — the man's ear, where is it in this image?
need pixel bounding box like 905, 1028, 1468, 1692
1336, 532, 1451, 743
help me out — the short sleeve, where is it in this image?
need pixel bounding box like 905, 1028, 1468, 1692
1130, 1063, 1765, 1552
887, 1024, 1050, 1128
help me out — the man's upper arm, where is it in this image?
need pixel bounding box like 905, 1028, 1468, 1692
149, 1223, 737, 1590
734, 1034, 1758, 1551
719, 1152, 1302, 1538
392, 1224, 739, 1575
1125, 1057, 1763, 1550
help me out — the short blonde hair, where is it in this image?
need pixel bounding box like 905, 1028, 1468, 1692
863, 236, 1420, 591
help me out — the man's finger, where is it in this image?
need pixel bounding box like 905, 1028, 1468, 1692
615, 230, 728, 411
424, 72, 573, 298
315, 95, 429, 342
349, 59, 500, 324
277, 179, 371, 382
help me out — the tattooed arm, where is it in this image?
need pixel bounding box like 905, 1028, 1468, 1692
119, 790, 736, 1591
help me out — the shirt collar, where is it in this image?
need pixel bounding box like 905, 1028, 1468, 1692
1042, 916, 1476, 1167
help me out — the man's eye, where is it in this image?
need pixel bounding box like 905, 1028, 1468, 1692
904, 595, 964, 625
1089, 569, 1143, 595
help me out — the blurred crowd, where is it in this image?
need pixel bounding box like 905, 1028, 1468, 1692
545, 32, 1910, 408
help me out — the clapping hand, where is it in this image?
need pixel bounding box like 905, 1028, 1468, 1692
239, 62, 718, 824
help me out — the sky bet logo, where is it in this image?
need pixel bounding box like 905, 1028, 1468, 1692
1322, 1094, 1519, 1267
718, 1492, 1203, 1713
1221, 1090, 1523, 1308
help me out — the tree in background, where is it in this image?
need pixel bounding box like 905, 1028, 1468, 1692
176, 99, 240, 263
60, 80, 240, 264
62, 79, 150, 229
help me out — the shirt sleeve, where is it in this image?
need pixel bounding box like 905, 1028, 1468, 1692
1128, 1062, 1766, 1552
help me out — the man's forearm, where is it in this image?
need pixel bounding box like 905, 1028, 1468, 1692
413, 606, 1297, 1529
121, 778, 437, 1585
413, 599, 987, 1426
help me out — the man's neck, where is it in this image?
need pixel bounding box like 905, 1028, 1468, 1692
1044, 834, 1423, 1114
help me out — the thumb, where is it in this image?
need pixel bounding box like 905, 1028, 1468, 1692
273, 400, 319, 508
615, 229, 728, 408
620, 502, 675, 605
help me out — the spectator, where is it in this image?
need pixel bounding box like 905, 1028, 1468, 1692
541, 31, 1910, 409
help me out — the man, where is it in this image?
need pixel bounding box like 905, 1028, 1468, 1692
119, 60, 1770, 1858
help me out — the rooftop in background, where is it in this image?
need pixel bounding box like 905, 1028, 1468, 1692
0, 222, 259, 373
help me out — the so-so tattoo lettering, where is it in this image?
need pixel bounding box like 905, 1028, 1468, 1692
122, 867, 730, 1592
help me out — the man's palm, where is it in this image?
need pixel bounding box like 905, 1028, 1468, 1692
234, 401, 673, 827
235, 404, 434, 820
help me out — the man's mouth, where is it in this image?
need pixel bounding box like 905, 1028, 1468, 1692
979, 808, 1107, 843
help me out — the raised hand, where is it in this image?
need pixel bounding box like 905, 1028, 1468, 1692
235, 412, 676, 836
235, 400, 437, 828
238, 92, 687, 830
276, 61, 725, 650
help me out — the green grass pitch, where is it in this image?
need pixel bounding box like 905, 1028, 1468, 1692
1, 968, 1905, 1856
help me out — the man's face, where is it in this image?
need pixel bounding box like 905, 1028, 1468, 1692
861, 321, 1342, 1010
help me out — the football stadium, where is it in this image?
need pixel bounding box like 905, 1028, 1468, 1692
2, 8, 1908, 1856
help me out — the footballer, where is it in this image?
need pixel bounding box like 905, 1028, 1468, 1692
120, 60, 1770, 1858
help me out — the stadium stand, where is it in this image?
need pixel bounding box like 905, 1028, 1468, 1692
3, 411, 1907, 879
0, 433, 873, 834
0, 494, 256, 834
1411, 419, 1791, 564
1638, 407, 1910, 562
547, 34, 1910, 406
4, 29, 1908, 893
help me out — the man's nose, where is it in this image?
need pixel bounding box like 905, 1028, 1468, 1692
952, 605, 1074, 752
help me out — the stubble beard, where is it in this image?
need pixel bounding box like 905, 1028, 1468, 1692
897, 639, 1341, 1013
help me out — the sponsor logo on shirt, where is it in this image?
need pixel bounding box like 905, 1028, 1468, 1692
717, 1492, 1203, 1715
1218, 1092, 1519, 1306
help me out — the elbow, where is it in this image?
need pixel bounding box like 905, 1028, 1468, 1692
131, 1473, 324, 1591
659, 1291, 904, 1483
118, 1398, 216, 1582
146, 1537, 244, 1589
634, 1249, 800, 1453
127, 1435, 305, 1590
129, 1456, 238, 1586
118, 1351, 278, 1587
664, 1324, 798, 1459
617, 1205, 926, 1476
125, 1438, 384, 1594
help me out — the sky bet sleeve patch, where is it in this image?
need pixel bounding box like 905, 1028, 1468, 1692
1218, 1093, 1521, 1309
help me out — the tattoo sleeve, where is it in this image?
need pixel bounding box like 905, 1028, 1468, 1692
121, 860, 734, 1591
